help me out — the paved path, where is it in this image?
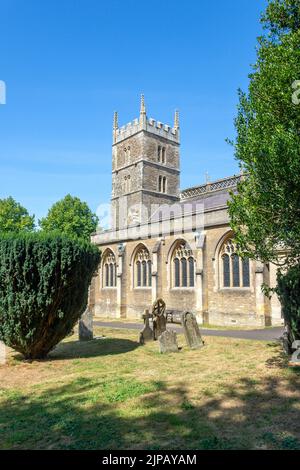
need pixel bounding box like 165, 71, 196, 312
94, 320, 284, 342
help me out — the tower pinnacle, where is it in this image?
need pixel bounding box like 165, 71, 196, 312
139, 94, 146, 127
113, 111, 118, 130
140, 94, 146, 116
174, 109, 179, 130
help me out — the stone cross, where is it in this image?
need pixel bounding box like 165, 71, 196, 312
182, 312, 204, 349
139, 309, 154, 344
158, 330, 179, 354
152, 298, 167, 340
79, 308, 93, 341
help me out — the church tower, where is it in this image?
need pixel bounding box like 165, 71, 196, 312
111, 95, 180, 229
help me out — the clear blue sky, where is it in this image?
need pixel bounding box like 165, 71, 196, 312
0, 0, 267, 222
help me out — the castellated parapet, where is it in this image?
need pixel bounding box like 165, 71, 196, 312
113, 116, 180, 145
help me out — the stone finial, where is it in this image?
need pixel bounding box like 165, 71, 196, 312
174, 109, 179, 130
140, 94, 146, 116
113, 111, 118, 130
139, 94, 147, 128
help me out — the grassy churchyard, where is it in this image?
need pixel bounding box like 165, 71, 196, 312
0, 326, 299, 450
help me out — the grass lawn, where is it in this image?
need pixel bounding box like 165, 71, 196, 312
0, 326, 299, 450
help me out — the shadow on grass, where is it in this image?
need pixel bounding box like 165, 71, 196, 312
49, 337, 140, 360
1, 343, 300, 450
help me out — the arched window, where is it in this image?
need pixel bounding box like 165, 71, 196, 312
158, 176, 167, 193
219, 237, 250, 288
188, 257, 195, 287
158, 145, 161, 162
171, 242, 195, 288
134, 246, 151, 287
174, 258, 180, 287
222, 254, 230, 287
158, 175, 162, 192
102, 250, 116, 288
181, 258, 187, 287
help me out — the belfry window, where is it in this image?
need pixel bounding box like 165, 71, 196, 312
158, 176, 167, 193
103, 250, 117, 288
172, 242, 195, 288
134, 247, 152, 287
220, 238, 250, 288
158, 146, 166, 164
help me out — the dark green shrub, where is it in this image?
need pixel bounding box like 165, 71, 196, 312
0, 232, 100, 359
277, 264, 300, 346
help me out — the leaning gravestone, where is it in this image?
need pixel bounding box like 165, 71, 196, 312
79, 308, 93, 341
182, 311, 204, 349
158, 330, 179, 354
139, 309, 154, 344
152, 298, 167, 340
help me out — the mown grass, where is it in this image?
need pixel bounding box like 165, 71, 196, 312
0, 326, 299, 450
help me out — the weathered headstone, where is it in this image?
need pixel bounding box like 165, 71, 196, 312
139, 309, 154, 344
79, 309, 93, 341
152, 298, 167, 340
158, 330, 179, 354
182, 311, 204, 349
289, 340, 300, 367
0, 340, 6, 365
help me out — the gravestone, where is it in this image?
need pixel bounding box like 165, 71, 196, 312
152, 298, 167, 340
289, 340, 300, 367
182, 311, 204, 349
158, 330, 179, 354
0, 341, 6, 365
79, 308, 93, 341
139, 309, 154, 345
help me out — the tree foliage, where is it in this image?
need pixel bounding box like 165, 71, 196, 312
277, 265, 300, 342
0, 196, 35, 233
228, 0, 300, 268
39, 194, 98, 241
0, 232, 100, 359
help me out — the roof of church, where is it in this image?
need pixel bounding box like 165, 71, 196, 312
149, 174, 241, 222
180, 174, 241, 201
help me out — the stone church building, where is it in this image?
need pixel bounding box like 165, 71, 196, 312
88, 96, 282, 327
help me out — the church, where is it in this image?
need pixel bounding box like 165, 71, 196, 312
88, 96, 283, 327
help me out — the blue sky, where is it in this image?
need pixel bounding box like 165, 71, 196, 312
0, 0, 267, 222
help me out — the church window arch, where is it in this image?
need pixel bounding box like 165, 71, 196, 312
134, 246, 152, 287
102, 250, 117, 288
219, 237, 250, 288
171, 241, 195, 288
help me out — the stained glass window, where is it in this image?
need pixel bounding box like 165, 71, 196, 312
174, 258, 180, 287
223, 254, 230, 287
242, 258, 250, 287
181, 258, 187, 287
189, 257, 195, 287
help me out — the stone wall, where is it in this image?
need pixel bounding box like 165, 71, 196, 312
91, 220, 283, 326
